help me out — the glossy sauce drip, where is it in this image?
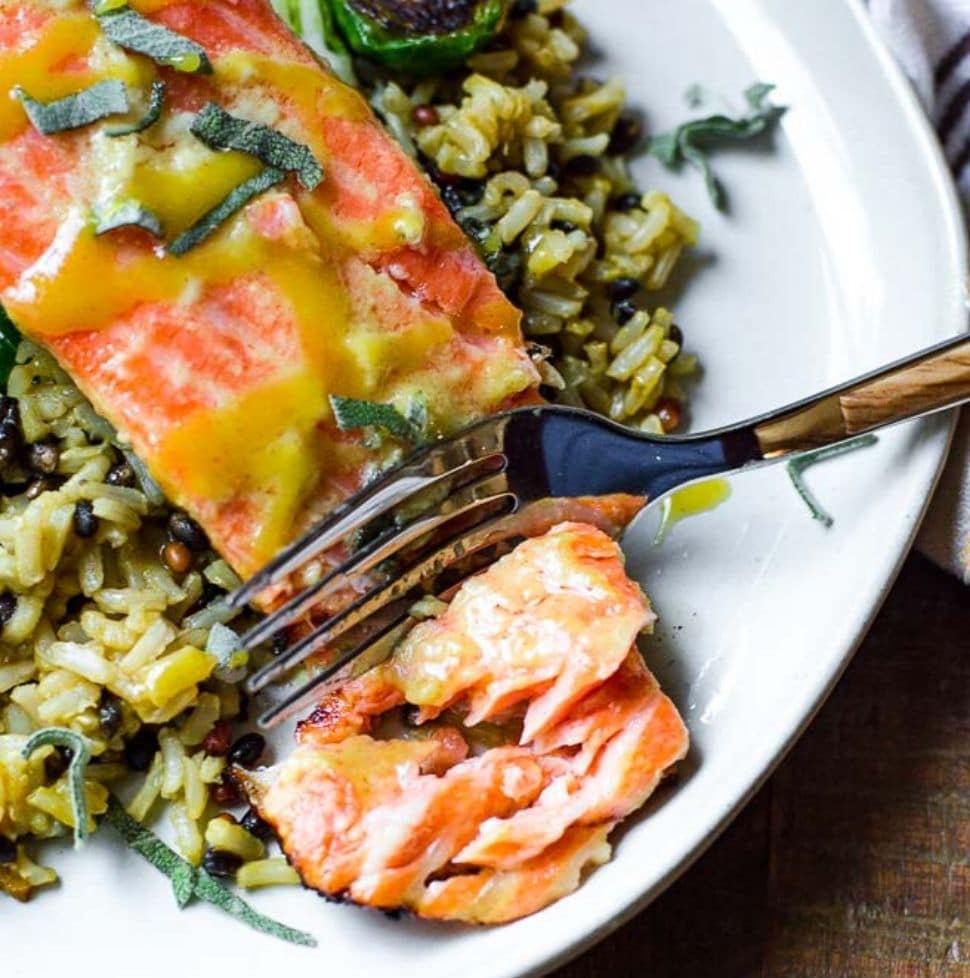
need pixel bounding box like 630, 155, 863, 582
655, 479, 732, 543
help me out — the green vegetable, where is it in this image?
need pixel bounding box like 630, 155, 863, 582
167, 167, 286, 257
270, 0, 357, 85
95, 200, 164, 237
102, 797, 316, 946
190, 103, 323, 191
15, 80, 129, 136
0, 304, 21, 388
21, 728, 93, 848
325, 0, 505, 74
330, 394, 425, 442
107, 80, 166, 138
95, 5, 212, 74
786, 434, 878, 527
649, 82, 786, 211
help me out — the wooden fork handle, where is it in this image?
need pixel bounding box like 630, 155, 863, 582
755, 334, 970, 458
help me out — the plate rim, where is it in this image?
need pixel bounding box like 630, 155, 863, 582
513, 1, 969, 975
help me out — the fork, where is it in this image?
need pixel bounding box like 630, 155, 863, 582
232, 331, 970, 728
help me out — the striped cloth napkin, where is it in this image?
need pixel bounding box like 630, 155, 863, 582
868, 0, 970, 580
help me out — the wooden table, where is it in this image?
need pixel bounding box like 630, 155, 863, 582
554, 553, 969, 978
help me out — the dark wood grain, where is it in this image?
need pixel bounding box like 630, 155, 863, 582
554, 553, 970, 978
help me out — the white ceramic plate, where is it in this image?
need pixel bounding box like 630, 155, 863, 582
11, 1, 967, 976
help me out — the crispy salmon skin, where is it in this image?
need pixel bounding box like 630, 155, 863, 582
0, 0, 538, 581
240, 523, 689, 924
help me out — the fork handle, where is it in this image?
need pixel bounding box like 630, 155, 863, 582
754, 333, 970, 457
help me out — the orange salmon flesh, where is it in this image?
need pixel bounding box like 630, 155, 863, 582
241, 523, 689, 924
0, 0, 539, 583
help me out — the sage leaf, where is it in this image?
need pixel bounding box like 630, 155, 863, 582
21, 728, 93, 848
16, 80, 129, 135
648, 82, 786, 210
95, 199, 164, 237
96, 5, 212, 73
167, 167, 285, 256
102, 797, 316, 946
106, 79, 166, 137
190, 102, 323, 190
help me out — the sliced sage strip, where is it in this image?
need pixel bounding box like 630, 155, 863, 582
95, 200, 164, 237
96, 5, 212, 74
102, 797, 316, 946
107, 79, 166, 137
190, 102, 323, 191
16, 80, 129, 135
21, 728, 93, 848
330, 394, 422, 442
167, 167, 285, 256
786, 434, 878, 527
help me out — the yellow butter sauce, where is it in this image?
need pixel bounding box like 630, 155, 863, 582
655, 479, 731, 543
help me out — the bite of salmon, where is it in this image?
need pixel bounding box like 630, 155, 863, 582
240, 523, 689, 924
0, 0, 538, 585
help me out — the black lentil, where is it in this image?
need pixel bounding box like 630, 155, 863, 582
105, 461, 135, 487
668, 323, 684, 347
228, 732, 266, 769
614, 192, 642, 212
562, 154, 600, 179
609, 114, 643, 155
25, 441, 59, 476
44, 745, 72, 780
98, 692, 124, 739
201, 848, 242, 879
0, 835, 16, 864
0, 396, 19, 429
0, 423, 22, 466
509, 0, 537, 16
72, 500, 98, 538
271, 632, 288, 656
167, 511, 209, 552
606, 277, 640, 301
240, 807, 275, 842
611, 298, 638, 325
124, 726, 159, 772
550, 219, 578, 233
0, 591, 17, 628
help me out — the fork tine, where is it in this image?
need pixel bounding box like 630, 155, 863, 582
254, 601, 413, 728
245, 500, 517, 696
239, 467, 510, 649
227, 436, 501, 610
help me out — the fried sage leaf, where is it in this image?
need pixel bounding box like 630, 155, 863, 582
786, 434, 878, 527
649, 82, 786, 210
16, 80, 129, 135
330, 394, 424, 442
167, 167, 286, 256
21, 728, 93, 848
107, 80, 166, 138
95, 5, 212, 74
190, 102, 323, 191
102, 797, 316, 946
95, 199, 164, 238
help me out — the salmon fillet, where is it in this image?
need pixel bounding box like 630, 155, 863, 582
0, 0, 538, 581
240, 523, 689, 924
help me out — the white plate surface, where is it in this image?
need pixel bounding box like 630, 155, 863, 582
10, 1, 968, 976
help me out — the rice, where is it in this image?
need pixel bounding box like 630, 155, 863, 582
0, 343, 272, 900
365, 0, 700, 432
